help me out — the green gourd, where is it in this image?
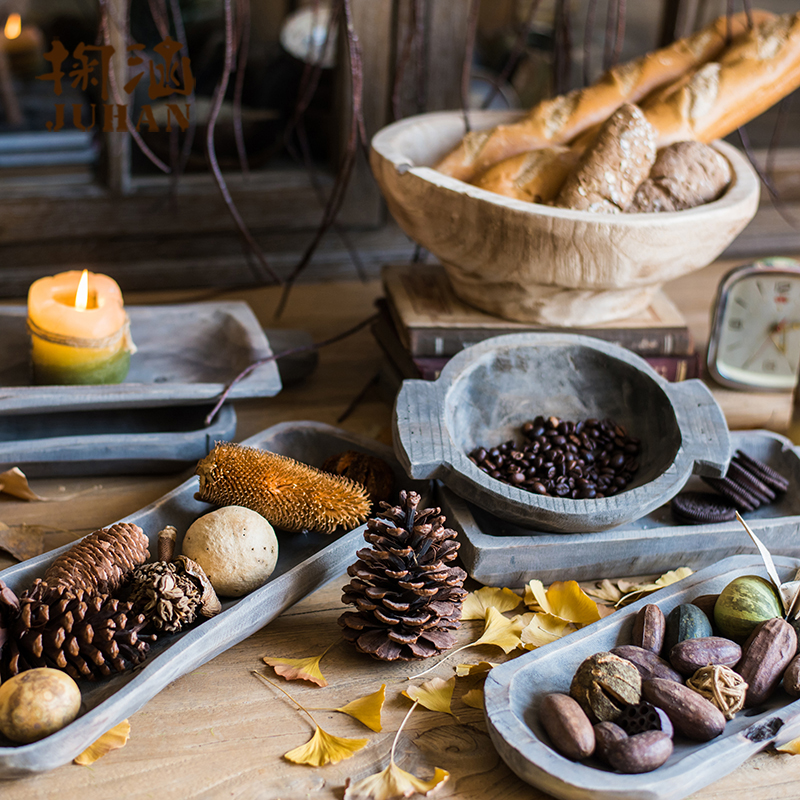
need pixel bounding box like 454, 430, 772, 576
663, 604, 713, 653
714, 575, 782, 640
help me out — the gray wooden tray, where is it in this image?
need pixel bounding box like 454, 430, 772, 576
393, 333, 730, 533
440, 429, 798, 586
484, 554, 800, 800
0, 421, 423, 776
0, 403, 237, 477
0, 301, 281, 414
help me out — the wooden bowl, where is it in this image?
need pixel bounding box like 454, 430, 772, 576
392, 333, 731, 533
370, 110, 760, 326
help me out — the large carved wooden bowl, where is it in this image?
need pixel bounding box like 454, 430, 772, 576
370, 110, 760, 326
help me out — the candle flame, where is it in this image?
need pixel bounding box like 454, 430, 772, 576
4, 14, 21, 40
74, 270, 90, 311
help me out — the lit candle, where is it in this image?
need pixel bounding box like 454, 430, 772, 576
2, 14, 44, 78
27, 270, 136, 385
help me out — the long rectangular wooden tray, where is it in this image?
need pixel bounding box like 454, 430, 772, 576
484, 554, 800, 800
0, 301, 281, 414
440, 430, 799, 586
0, 421, 417, 776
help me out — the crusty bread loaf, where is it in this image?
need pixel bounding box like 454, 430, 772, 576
471, 146, 580, 203
555, 104, 656, 213
642, 12, 800, 145
629, 141, 732, 212
434, 11, 771, 183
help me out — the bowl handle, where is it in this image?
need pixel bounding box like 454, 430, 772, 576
392, 379, 449, 480
663, 379, 731, 478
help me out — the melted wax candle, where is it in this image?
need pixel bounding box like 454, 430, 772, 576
27, 270, 136, 385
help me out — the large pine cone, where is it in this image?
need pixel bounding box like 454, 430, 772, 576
338, 490, 467, 661
0, 579, 155, 681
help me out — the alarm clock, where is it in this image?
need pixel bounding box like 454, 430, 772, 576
707, 258, 800, 391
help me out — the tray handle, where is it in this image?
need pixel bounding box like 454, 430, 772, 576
393, 379, 450, 480
663, 379, 731, 477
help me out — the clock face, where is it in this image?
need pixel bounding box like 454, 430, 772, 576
712, 263, 800, 390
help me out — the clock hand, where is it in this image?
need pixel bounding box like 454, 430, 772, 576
741, 333, 775, 370
770, 320, 787, 355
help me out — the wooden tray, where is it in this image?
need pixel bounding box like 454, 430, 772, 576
484, 554, 800, 800
0, 421, 420, 776
0, 301, 281, 414
439, 430, 798, 586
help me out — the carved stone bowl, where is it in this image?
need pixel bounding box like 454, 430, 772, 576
393, 333, 731, 533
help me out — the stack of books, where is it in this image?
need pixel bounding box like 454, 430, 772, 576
374, 264, 701, 387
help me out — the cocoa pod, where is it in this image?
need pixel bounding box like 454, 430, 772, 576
783, 653, 800, 698
737, 617, 797, 707
593, 722, 627, 762
610, 645, 683, 683
632, 604, 665, 653
641, 678, 726, 741
669, 636, 742, 676
540, 693, 595, 760
607, 731, 673, 774
691, 594, 719, 620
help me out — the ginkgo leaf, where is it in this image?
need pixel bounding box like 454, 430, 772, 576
524, 580, 599, 625
473, 606, 524, 653
461, 587, 521, 620
455, 661, 497, 677
584, 578, 623, 604
264, 652, 328, 687
284, 725, 367, 766
655, 567, 693, 588
520, 613, 576, 650
777, 737, 800, 755
403, 676, 456, 716
0, 468, 47, 501
336, 685, 386, 732
74, 720, 131, 766
616, 568, 694, 606
344, 762, 450, 800
461, 689, 484, 710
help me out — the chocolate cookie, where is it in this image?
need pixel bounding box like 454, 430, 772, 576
732, 450, 790, 493
671, 491, 737, 524
700, 476, 759, 512
726, 461, 776, 504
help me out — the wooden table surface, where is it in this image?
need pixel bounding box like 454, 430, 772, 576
3, 260, 800, 799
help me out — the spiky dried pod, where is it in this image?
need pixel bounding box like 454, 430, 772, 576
0, 579, 155, 681
195, 443, 372, 534
43, 522, 150, 597
338, 490, 467, 661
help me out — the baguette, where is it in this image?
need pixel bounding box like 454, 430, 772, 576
434, 11, 772, 183
642, 12, 800, 145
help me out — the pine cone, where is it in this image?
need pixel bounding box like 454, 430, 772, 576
338, 490, 467, 661
43, 522, 150, 596
0, 579, 155, 681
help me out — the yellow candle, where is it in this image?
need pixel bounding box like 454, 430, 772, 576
27, 270, 136, 385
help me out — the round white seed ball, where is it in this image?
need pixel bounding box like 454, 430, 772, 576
183, 505, 278, 597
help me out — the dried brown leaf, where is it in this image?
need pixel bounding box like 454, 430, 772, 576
263, 651, 329, 687
0, 467, 47, 501
0, 522, 77, 562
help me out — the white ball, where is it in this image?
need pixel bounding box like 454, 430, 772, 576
183, 505, 279, 597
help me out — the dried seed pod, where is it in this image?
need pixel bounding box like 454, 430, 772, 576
607, 731, 673, 774
611, 645, 683, 683
195, 443, 371, 534
686, 664, 747, 719
540, 693, 595, 760
632, 604, 665, 653
641, 678, 726, 741
593, 722, 627, 762
737, 617, 797, 707
570, 652, 642, 723
616, 702, 673, 737
321, 450, 395, 504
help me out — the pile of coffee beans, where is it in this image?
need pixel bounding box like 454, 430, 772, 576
468, 415, 640, 499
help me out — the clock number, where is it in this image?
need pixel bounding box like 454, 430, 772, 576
763, 359, 777, 372
729, 318, 743, 330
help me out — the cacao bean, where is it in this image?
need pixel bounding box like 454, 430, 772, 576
737, 617, 797, 707
607, 731, 673, 774
610, 645, 683, 683
593, 722, 627, 762
641, 678, 726, 741
783, 653, 800, 698
691, 594, 719, 621
669, 636, 742, 676
540, 693, 595, 760
632, 604, 665, 653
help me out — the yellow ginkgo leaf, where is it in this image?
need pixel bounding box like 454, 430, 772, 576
777, 737, 800, 755
461, 689, 484, 710
73, 720, 131, 766
264, 652, 328, 687
524, 579, 548, 612
461, 587, 521, 620
473, 606, 524, 653
336, 685, 386, 732
520, 613, 576, 650
284, 725, 367, 766
344, 762, 450, 800
403, 677, 456, 716
455, 661, 497, 677
584, 578, 623, 604
0, 467, 46, 501
524, 580, 599, 625
655, 567, 693, 588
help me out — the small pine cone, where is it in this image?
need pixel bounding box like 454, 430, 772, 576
1, 579, 155, 681
322, 450, 395, 504
43, 522, 150, 597
338, 490, 467, 661
195, 442, 372, 533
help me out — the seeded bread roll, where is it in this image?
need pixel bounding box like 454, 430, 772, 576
471, 146, 581, 203
629, 141, 732, 212
555, 104, 656, 213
